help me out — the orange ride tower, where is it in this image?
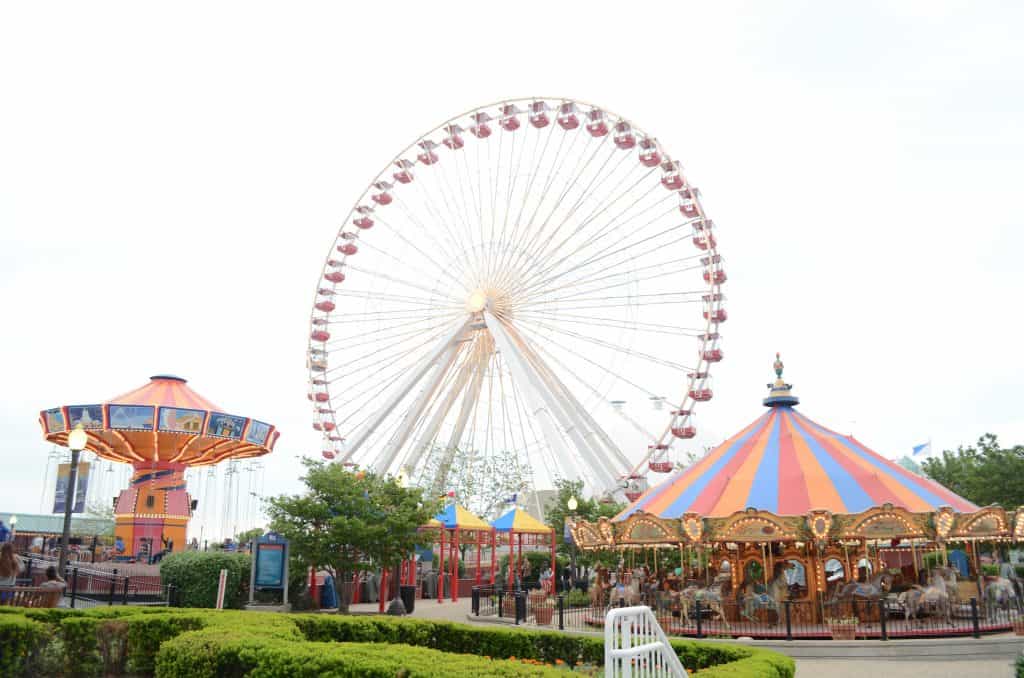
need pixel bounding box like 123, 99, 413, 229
39, 375, 279, 559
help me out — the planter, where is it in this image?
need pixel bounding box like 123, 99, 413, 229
829, 624, 856, 640
534, 607, 554, 625
502, 599, 517, 617
1013, 619, 1024, 636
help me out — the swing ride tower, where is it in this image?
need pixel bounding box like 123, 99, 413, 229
39, 375, 279, 559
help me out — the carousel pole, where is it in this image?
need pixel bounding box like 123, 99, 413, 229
911, 539, 919, 583
452, 527, 460, 602
761, 543, 769, 588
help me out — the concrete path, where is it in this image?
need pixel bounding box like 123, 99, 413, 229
795, 659, 1015, 677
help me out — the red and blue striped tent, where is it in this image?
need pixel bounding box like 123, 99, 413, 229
617, 406, 976, 522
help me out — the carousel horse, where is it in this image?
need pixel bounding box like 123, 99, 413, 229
589, 566, 612, 608
899, 569, 952, 625
739, 562, 791, 624
832, 571, 894, 603
681, 573, 731, 629
984, 577, 1019, 619
623, 567, 646, 606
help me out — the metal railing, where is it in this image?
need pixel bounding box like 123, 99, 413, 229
471, 584, 1023, 640
17, 556, 172, 609
605, 606, 687, 677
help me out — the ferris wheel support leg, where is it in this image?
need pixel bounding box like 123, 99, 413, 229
376, 337, 465, 476
517, 336, 633, 475
436, 344, 489, 480
484, 311, 620, 491
344, 318, 471, 466
404, 351, 477, 482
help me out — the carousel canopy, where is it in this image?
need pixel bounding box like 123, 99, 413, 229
39, 375, 279, 466
618, 357, 977, 522
431, 504, 491, 531
491, 507, 552, 534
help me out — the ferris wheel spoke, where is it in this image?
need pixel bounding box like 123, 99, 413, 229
343, 263, 459, 300
326, 324, 452, 382
531, 289, 708, 306
359, 218, 468, 291
330, 288, 460, 308
515, 311, 705, 337
519, 141, 639, 280
513, 315, 694, 372
325, 318, 456, 354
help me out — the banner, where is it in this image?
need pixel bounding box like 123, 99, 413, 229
52, 462, 90, 514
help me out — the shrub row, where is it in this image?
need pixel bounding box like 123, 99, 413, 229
159, 551, 252, 609
0, 606, 794, 677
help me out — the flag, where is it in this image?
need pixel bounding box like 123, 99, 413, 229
53, 462, 90, 514
912, 441, 932, 457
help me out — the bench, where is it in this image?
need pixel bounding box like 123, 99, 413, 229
0, 586, 63, 608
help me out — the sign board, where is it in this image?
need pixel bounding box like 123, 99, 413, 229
53, 462, 90, 514
249, 532, 290, 607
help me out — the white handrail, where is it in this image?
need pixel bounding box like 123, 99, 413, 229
604, 605, 688, 677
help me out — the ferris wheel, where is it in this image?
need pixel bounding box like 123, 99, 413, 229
308, 97, 726, 503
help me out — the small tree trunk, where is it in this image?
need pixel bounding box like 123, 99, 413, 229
336, 569, 352, 614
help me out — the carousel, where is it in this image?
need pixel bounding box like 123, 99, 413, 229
570, 357, 1024, 637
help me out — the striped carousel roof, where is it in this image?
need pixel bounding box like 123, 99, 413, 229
431, 504, 492, 530
618, 357, 978, 521
108, 374, 222, 411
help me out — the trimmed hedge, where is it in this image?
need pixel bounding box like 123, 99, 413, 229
160, 551, 251, 609
0, 606, 794, 677
0, 614, 49, 676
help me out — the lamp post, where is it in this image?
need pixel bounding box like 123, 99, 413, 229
59, 424, 88, 574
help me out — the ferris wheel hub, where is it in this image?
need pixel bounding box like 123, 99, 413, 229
466, 290, 488, 313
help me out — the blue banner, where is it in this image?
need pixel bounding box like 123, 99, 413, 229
52, 462, 90, 514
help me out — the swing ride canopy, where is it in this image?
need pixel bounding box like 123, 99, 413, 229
570, 357, 1024, 552
491, 507, 553, 535
38, 375, 279, 466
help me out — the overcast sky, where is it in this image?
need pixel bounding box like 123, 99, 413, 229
1, 2, 1021, 531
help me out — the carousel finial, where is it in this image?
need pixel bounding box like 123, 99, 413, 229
773, 352, 784, 379
764, 352, 799, 408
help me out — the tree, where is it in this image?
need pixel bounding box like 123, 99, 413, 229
417, 444, 532, 520
923, 434, 1024, 508
542, 478, 625, 570
897, 456, 924, 476
265, 460, 440, 613
84, 500, 114, 522
235, 527, 264, 547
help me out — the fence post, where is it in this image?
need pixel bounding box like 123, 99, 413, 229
970, 597, 980, 638
471, 586, 480, 616
515, 590, 525, 625
784, 600, 792, 641
122, 576, 130, 606
618, 596, 625, 608
70, 568, 79, 609
695, 600, 704, 638
109, 568, 118, 606
497, 588, 504, 619
557, 593, 565, 631
26, 558, 33, 584
878, 599, 887, 641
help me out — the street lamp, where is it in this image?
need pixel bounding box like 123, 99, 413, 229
9, 515, 17, 543
59, 424, 88, 573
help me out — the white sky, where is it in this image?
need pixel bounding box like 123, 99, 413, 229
1, 1, 1022, 526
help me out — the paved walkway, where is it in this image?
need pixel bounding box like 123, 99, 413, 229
350, 598, 1020, 675
795, 659, 1014, 677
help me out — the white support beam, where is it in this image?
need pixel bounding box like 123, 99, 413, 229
485, 310, 620, 490
432, 341, 488, 492
375, 334, 465, 475
343, 317, 471, 464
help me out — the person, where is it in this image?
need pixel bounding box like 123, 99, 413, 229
539, 566, 553, 594
38, 566, 66, 607
0, 521, 9, 544
0, 543, 22, 602
114, 536, 126, 555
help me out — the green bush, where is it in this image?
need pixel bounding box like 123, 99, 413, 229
0, 607, 793, 678
160, 550, 251, 608
1016, 649, 1023, 678
0, 614, 48, 677
565, 589, 591, 607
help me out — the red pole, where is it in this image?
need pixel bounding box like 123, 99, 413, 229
490, 530, 497, 585
438, 528, 446, 603
452, 527, 460, 602
378, 568, 388, 613
550, 529, 556, 594
475, 530, 482, 586
352, 571, 362, 604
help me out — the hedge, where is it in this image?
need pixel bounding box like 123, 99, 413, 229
159, 551, 251, 609
0, 607, 794, 677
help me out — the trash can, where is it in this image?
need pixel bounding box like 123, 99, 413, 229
400, 584, 416, 614
320, 575, 337, 609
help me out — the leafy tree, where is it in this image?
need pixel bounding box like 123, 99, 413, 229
417, 444, 532, 520
923, 434, 1024, 508
235, 527, 264, 547
265, 460, 440, 613
542, 478, 625, 570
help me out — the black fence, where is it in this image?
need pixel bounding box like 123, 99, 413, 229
471, 585, 1024, 640
17, 557, 173, 609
